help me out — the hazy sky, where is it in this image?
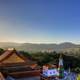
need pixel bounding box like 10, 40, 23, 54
0, 0, 80, 44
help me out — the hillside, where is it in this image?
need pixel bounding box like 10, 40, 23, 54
0, 42, 80, 52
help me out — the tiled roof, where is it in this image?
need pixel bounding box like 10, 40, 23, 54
0, 49, 37, 66
0, 49, 26, 63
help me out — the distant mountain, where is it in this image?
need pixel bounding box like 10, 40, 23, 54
0, 42, 21, 49
0, 42, 80, 52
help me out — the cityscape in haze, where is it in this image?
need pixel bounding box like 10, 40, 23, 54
0, 0, 80, 80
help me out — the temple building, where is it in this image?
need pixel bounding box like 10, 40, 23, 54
0, 48, 38, 78
0, 48, 26, 65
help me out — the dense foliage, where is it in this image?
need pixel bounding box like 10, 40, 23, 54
0, 48, 4, 55
21, 51, 80, 73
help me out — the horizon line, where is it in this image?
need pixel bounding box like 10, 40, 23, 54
0, 41, 79, 44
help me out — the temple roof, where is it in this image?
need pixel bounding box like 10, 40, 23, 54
0, 48, 27, 64
0, 48, 37, 67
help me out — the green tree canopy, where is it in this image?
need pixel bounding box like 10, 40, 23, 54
0, 48, 4, 55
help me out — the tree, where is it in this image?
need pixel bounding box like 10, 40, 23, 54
0, 48, 4, 55
19, 51, 31, 59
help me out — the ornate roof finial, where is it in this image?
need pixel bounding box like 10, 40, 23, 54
8, 48, 15, 51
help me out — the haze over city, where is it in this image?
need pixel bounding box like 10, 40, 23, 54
0, 0, 80, 44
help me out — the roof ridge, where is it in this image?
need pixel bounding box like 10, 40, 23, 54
0, 50, 13, 62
